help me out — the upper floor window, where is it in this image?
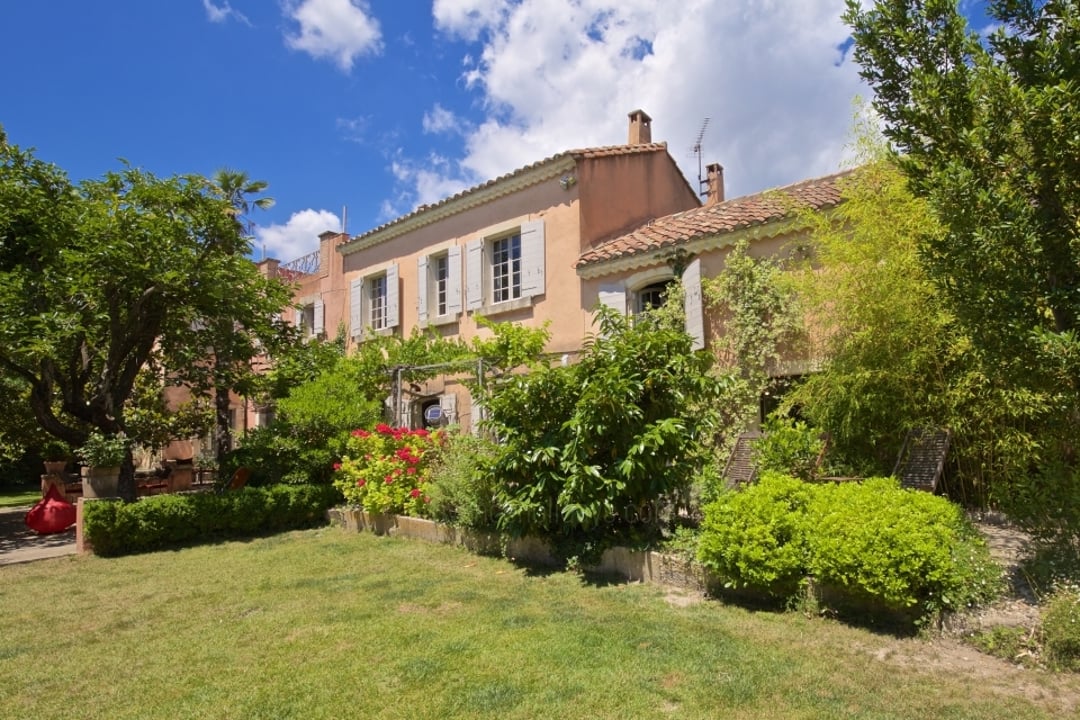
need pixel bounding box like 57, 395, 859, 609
594, 258, 704, 350
296, 299, 324, 339
418, 248, 462, 326
635, 280, 671, 314
465, 219, 545, 312
368, 273, 388, 330
349, 264, 399, 338
491, 234, 522, 303
434, 254, 449, 316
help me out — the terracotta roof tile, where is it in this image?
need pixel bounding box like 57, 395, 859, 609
351, 143, 671, 243
576, 170, 851, 267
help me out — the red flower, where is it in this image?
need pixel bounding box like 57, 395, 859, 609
412, 428, 430, 437
409, 488, 421, 498
406, 467, 416, 475
351, 429, 370, 438
384, 474, 394, 484
357, 479, 366, 487
375, 423, 392, 434
332, 462, 342, 471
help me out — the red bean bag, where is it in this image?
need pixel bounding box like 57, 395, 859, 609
24, 484, 76, 534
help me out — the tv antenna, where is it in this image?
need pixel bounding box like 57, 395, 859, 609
691, 117, 710, 198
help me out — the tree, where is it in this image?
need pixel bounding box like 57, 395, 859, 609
784, 156, 962, 475
844, 1, 1080, 457
0, 129, 288, 500
196, 169, 279, 465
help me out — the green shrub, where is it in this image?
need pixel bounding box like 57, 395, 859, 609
697, 472, 814, 596
425, 433, 500, 530
332, 425, 444, 516
1042, 585, 1080, 671
483, 305, 726, 541
753, 417, 827, 481
696, 474, 1001, 622
805, 477, 1000, 616
82, 484, 341, 556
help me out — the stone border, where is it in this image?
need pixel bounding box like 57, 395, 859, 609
328, 507, 708, 591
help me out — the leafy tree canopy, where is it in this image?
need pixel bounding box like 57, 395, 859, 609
0, 129, 293, 499
845, 0, 1080, 396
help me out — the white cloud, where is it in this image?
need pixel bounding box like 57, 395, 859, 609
422, 104, 461, 135
203, 0, 251, 25
336, 115, 371, 143
255, 209, 342, 262
379, 152, 475, 220
431, 0, 508, 42
400, 0, 866, 210
283, 0, 382, 72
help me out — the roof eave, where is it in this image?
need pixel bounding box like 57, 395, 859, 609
339, 155, 577, 256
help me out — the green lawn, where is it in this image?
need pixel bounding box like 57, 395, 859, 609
0, 484, 41, 509
0, 527, 1075, 719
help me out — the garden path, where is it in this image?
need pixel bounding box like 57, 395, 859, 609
0, 506, 75, 566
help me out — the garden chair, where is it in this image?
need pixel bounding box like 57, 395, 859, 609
892, 427, 951, 493
216, 466, 251, 494
722, 431, 762, 489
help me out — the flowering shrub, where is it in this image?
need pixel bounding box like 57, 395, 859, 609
332, 424, 444, 516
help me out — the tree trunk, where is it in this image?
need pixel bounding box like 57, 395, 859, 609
215, 385, 232, 467
118, 449, 136, 503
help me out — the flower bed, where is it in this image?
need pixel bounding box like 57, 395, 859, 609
332, 424, 445, 516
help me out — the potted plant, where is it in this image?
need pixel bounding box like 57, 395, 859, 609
77, 431, 130, 499
41, 439, 72, 475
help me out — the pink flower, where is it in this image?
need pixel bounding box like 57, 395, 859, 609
409, 488, 421, 498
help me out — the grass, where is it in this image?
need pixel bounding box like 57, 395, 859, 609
0, 484, 41, 509
1, 527, 1076, 719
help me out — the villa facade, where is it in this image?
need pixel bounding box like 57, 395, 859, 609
261, 110, 846, 431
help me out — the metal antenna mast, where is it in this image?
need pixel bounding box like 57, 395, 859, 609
691, 117, 711, 198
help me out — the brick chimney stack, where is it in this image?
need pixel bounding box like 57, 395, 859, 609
627, 109, 652, 145
705, 163, 725, 206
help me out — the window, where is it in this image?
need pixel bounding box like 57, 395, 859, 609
368, 274, 387, 330
491, 234, 522, 303
465, 219, 545, 311
296, 299, 324, 338
434, 255, 449, 315
635, 280, 672, 314
594, 257, 704, 350
349, 264, 399, 338
417, 248, 462, 325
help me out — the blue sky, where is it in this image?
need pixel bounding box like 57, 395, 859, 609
0, 1, 990, 262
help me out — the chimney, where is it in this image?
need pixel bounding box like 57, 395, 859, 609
627, 109, 652, 145
319, 230, 348, 276
256, 258, 280, 279
705, 162, 725, 206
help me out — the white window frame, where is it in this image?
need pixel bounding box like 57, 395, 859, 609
349, 264, 399, 338
417, 246, 462, 326
592, 258, 703, 350
295, 298, 324, 339
466, 219, 545, 312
